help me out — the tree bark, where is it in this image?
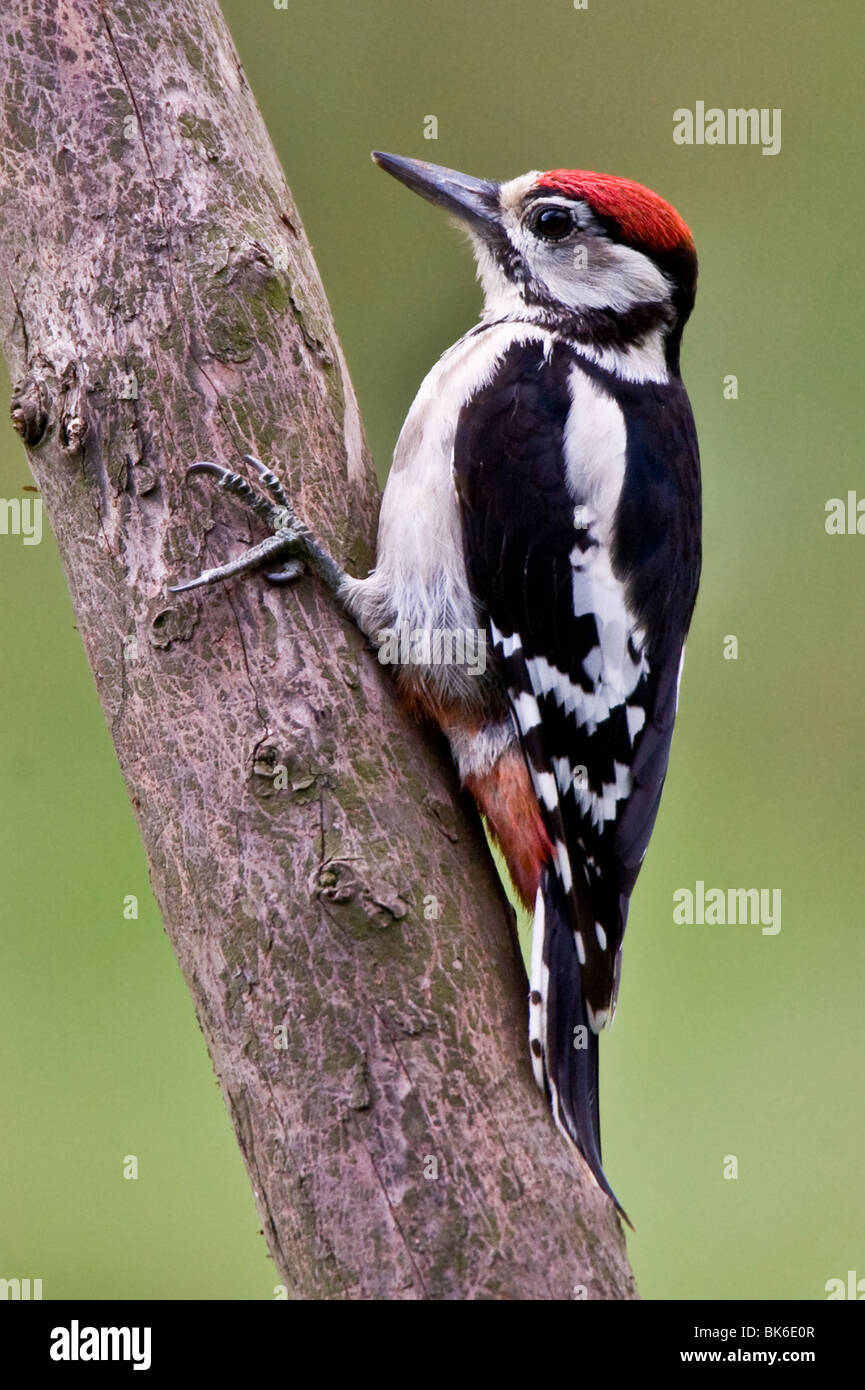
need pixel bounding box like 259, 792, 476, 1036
0, 0, 636, 1299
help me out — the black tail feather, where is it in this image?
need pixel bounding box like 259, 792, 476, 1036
537, 867, 631, 1226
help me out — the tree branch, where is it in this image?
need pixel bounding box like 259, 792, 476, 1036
0, 0, 636, 1299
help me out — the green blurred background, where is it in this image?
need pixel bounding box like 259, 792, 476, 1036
1, 0, 862, 1300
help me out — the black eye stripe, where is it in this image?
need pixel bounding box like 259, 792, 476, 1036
529, 205, 575, 241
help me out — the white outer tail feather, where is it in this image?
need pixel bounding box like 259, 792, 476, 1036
529, 885, 547, 1090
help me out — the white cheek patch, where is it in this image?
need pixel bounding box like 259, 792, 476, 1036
535, 238, 671, 314
499, 185, 672, 317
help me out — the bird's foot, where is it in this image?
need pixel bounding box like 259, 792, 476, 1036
169, 455, 343, 595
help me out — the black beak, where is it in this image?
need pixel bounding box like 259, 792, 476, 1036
371, 152, 499, 234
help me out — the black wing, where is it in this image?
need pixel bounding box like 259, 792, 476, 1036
453, 335, 700, 1198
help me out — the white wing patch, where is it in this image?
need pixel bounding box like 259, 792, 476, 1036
563, 365, 628, 548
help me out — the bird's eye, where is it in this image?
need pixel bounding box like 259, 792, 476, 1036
530, 205, 574, 241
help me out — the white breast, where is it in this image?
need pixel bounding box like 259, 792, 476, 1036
343, 320, 554, 644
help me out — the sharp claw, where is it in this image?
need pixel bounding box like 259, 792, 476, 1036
184, 461, 279, 527
168, 531, 301, 593
264, 559, 305, 583
168, 574, 212, 594
185, 461, 226, 480
173, 450, 346, 599
243, 454, 290, 507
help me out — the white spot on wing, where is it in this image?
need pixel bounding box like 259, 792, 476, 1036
552, 756, 575, 793
511, 689, 542, 731
531, 768, 558, 812
554, 840, 573, 893
626, 703, 647, 742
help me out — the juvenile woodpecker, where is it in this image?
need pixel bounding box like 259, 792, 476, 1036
173, 154, 701, 1213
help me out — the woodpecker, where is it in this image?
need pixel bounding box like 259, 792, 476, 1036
173, 154, 701, 1215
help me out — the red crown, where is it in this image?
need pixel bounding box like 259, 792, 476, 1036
536, 170, 693, 253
